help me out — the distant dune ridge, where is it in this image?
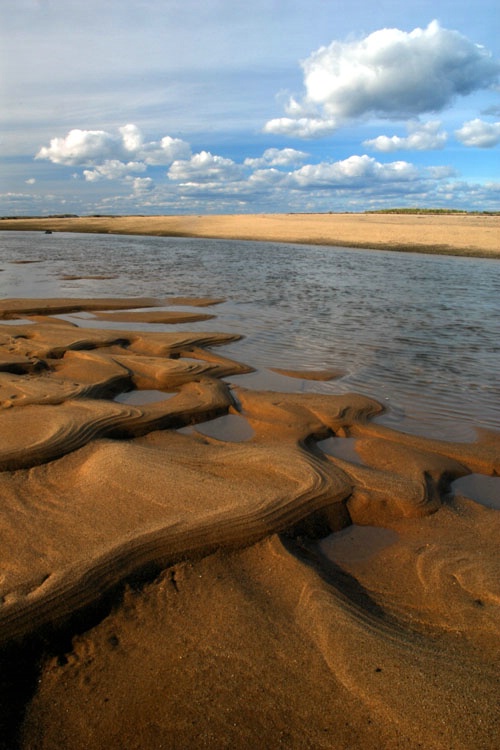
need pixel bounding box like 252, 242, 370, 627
0, 211, 499, 257
0, 297, 498, 749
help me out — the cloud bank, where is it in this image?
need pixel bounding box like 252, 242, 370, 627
265, 21, 499, 137
29, 116, 500, 215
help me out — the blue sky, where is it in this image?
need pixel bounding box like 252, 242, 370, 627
1, 0, 499, 215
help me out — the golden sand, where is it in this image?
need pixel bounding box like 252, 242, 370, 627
1, 212, 499, 257
0, 297, 498, 749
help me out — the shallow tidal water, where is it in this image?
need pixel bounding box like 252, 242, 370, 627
1, 230, 499, 442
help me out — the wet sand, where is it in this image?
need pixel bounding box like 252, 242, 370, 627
0, 297, 498, 749
1, 212, 499, 257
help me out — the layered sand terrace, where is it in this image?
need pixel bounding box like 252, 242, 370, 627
0, 297, 499, 749
1, 212, 499, 257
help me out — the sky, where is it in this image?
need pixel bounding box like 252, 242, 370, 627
1, 0, 499, 215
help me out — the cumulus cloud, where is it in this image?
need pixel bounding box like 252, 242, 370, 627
264, 21, 499, 137
455, 118, 500, 147
244, 147, 309, 168
159, 153, 461, 212
28, 114, 499, 215
83, 160, 147, 181
248, 168, 287, 187
289, 155, 419, 188
168, 151, 243, 183
364, 121, 448, 152
15, 137, 500, 215
119, 124, 143, 153
143, 136, 191, 165
36, 128, 120, 166
263, 117, 338, 138
36, 124, 191, 168
127, 177, 154, 195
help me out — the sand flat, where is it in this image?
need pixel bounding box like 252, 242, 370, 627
0, 297, 499, 750
1, 212, 499, 257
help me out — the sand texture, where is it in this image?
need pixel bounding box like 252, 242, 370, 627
0, 298, 499, 749
0, 212, 499, 257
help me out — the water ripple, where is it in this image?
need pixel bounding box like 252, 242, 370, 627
1, 232, 498, 440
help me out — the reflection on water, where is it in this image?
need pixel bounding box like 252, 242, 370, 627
452, 474, 500, 510
317, 437, 363, 464
0, 318, 34, 325
192, 413, 254, 442
228, 368, 306, 393
1, 231, 499, 441
114, 389, 175, 405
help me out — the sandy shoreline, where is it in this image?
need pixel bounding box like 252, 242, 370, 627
0, 296, 498, 749
1, 212, 499, 257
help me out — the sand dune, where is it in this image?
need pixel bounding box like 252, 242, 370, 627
0, 298, 498, 749
1, 212, 499, 257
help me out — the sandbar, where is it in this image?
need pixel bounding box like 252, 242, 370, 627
0, 212, 499, 257
0, 297, 498, 749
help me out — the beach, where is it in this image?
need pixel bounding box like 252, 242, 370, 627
1, 212, 500, 257
0, 221, 499, 749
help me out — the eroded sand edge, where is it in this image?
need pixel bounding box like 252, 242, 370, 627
0, 297, 498, 749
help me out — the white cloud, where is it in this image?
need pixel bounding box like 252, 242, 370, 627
264, 21, 500, 137
244, 147, 309, 168
168, 151, 243, 183
127, 177, 154, 196
6, 157, 500, 216
364, 121, 448, 152
431, 180, 500, 209
36, 128, 119, 165
425, 165, 457, 179
119, 124, 143, 153
289, 155, 419, 188
25, 178, 36, 184
132, 133, 191, 166
455, 118, 500, 147
263, 117, 338, 138
23, 113, 499, 216
36, 124, 191, 168
248, 168, 286, 187
83, 160, 147, 181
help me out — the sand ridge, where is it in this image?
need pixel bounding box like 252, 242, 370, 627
0, 297, 498, 749
1, 212, 499, 257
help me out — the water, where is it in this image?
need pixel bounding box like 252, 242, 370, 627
187, 414, 254, 442
451, 474, 500, 510
317, 437, 364, 464
1, 230, 499, 441
114, 389, 176, 405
